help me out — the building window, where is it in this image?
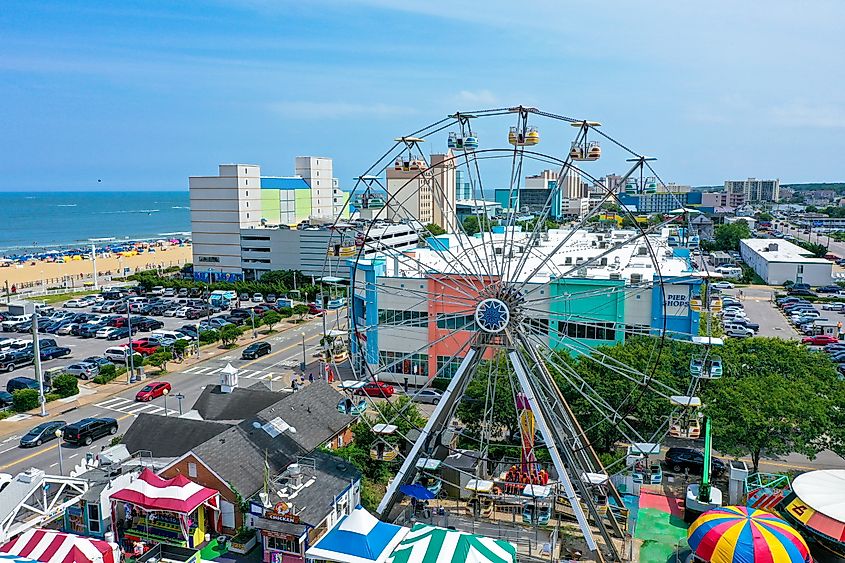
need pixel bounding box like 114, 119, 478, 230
247, 213, 250, 218
188, 462, 197, 478
337, 434, 344, 448
436, 355, 463, 379
87, 504, 101, 534
558, 321, 616, 341
246, 190, 249, 195
246, 201, 249, 207
266, 535, 299, 554
435, 313, 476, 331
798, 265, 804, 273
522, 317, 549, 335
378, 309, 427, 327
379, 351, 428, 376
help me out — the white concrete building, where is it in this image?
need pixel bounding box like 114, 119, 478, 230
295, 156, 344, 220
385, 151, 456, 230
725, 178, 780, 203
740, 239, 832, 286
190, 164, 262, 281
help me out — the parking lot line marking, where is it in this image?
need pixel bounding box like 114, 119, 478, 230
49, 463, 58, 468
0, 446, 16, 455
146, 406, 163, 414
2, 435, 20, 443
69, 453, 78, 459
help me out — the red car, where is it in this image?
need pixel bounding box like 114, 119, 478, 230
802, 335, 839, 345
107, 316, 128, 328
135, 381, 172, 401
355, 381, 395, 398
129, 339, 160, 356
308, 303, 325, 316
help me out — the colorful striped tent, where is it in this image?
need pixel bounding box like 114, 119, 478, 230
387, 524, 516, 563
688, 505, 812, 563
0, 529, 119, 563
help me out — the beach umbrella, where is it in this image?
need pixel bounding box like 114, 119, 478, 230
688, 505, 812, 563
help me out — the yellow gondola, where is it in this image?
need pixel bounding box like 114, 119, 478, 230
508, 126, 540, 146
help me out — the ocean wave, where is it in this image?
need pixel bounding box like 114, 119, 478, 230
56, 204, 78, 207
97, 209, 161, 214
158, 231, 191, 236
171, 206, 190, 209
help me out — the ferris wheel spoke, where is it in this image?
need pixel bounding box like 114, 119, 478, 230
522, 332, 646, 445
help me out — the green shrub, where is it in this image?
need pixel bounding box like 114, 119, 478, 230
146, 351, 173, 372
278, 306, 293, 318
220, 324, 242, 346
199, 329, 219, 345
52, 373, 79, 398
12, 389, 40, 412
45, 393, 61, 402
99, 364, 117, 379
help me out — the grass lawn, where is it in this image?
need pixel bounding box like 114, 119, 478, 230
25, 289, 99, 305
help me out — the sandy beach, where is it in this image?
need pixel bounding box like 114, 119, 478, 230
0, 244, 193, 292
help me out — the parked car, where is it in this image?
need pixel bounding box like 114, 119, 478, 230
0, 391, 13, 408
725, 327, 753, 338
96, 326, 120, 339
149, 286, 165, 296
40, 346, 71, 361
822, 302, 845, 311
6, 376, 43, 393
308, 303, 325, 315
803, 334, 839, 345
64, 363, 99, 380
252, 293, 264, 303
135, 381, 172, 402
19, 420, 67, 448
789, 288, 816, 297
355, 381, 395, 398
411, 389, 442, 404
1, 350, 34, 372
711, 281, 734, 290
817, 285, 842, 293
242, 342, 271, 360
62, 299, 87, 308
62, 417, 118, 446
129, 339, 160, 356
107, 327, 136, 340
729, 318, 760, 332
104, 346, 133, 363
134, 318, 164, 331
84, 356, 113, 369
664, 447, 725, 476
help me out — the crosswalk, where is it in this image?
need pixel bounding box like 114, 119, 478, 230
94, 396, 178, 417
181, 364, 296, 382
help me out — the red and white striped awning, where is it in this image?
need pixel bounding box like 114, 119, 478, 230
0, 529, 119, 563
110, 468, 219, 514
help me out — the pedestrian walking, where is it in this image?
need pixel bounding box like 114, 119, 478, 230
308, 373, 314, 383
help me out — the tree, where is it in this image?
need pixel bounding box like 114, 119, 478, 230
712, 221, 751, 251
462, 215, 491, 236
173, 339, 189, 356
457, 355, 520, 442
424, 223, 446, 236
220, 324, 242, 346
795, 239, 828, 258
757, 212, 774, 221
805, 205, 819, 213
146, 350, 173, 372
293, 304, 310, 322
278, 306, 293, 319
52, 373, 79, 398
262, 311, 282, 330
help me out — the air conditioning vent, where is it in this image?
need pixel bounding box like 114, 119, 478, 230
630, 273, 643, 284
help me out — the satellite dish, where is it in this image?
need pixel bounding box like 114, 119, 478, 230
252, 421, 261, 429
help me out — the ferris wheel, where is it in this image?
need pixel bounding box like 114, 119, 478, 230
321, 106, 722, 561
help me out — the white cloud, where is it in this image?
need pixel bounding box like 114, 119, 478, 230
453, 90, 498, 107
769, 102, 845, 129
267, 101, 411, 119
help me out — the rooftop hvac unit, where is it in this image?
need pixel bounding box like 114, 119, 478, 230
600, 257, 608, 266
576, 257, 584, 264
494, 247, 503, 255
599, 241, 608, 249
637, 246, 648, 256
577, 267, 587, 277
767, 243, 778, 251
665, 249, 673, 257
630, 273, 643, 284
609, 272, 622, 280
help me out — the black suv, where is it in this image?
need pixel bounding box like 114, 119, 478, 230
62, 417, 118, 446
1, 350, 35, 372
664, 447, 725, 476
242, 341, 271, 359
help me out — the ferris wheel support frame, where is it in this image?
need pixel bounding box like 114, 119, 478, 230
377, 347, 481, 517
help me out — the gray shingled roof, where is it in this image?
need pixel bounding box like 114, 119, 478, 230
247, 382, 353, 453
121, 414, 231, 458
192, 425, 299, 498
192, 384, 286, 422
280, 450, 361, 526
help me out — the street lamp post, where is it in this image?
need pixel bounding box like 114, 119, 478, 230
162, 387, 170, 416
173, 392, 185, 415
32, 309, 47, 417
55, 430, 64, 475
250, 310, 257, 339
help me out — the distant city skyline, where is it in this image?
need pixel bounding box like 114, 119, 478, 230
2, 1, 844, 192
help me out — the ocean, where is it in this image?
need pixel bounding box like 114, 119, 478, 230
0, 191, 191, 253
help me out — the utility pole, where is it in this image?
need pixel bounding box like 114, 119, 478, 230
32, 309, 47, 416
91, 243, 99, 291
127, 312, 135, 384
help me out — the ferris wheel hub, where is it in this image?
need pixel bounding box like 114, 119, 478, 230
475, 298, 511, 333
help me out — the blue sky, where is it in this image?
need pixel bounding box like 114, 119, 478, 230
2, 1, 844, 191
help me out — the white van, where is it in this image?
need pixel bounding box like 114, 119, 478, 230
104, 346, 131, 363
151, 329, 191, 342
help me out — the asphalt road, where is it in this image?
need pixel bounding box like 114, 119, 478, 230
777, 221, 845, 258
0, 315, 331, 475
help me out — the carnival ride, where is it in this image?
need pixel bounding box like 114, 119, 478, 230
319, 106, 727, 562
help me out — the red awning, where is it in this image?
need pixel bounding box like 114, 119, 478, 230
110, 468, 219, 514
0, 529, 120, 563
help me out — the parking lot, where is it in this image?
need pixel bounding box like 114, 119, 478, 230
727, 286, 799, 339
0, 296, 211, 393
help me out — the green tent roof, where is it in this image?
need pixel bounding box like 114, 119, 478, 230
387, 524, 516, 563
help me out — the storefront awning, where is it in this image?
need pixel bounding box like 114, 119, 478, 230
110, 468, 219, 514
306, 506, 408, 563
0, 529, 120, 563
387, 524, 516, 563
